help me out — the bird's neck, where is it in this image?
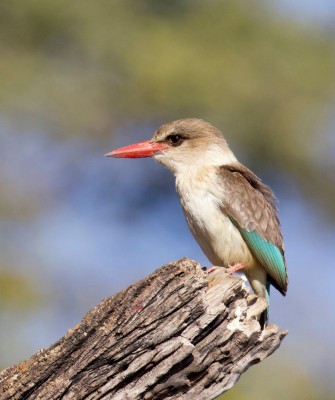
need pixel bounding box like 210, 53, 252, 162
175, 164, 220, 200
172, 147, 237, 176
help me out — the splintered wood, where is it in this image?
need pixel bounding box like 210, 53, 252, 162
0, 258, 287, 400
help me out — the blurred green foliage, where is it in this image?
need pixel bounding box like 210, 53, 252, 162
0, 0, 334, 214
0, 271, 39, 309
218, 357, 332, 400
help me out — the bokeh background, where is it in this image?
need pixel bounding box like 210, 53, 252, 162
0, 1, 334, 399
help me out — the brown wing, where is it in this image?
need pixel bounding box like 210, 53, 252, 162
219, 163, 288, 294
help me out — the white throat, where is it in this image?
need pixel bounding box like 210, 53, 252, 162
154, 143, 238, 176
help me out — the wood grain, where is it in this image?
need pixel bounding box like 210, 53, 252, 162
0, 258, 287, 400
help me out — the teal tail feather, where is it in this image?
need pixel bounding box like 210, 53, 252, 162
259, 280, 271, 328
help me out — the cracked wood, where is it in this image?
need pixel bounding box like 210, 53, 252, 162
0, 258, 287, 400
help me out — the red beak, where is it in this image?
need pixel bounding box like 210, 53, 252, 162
105, 140, 168, 158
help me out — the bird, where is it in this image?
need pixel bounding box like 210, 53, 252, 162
106, 118, 288, 326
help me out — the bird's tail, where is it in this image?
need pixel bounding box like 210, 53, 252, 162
259, 280, 271, 328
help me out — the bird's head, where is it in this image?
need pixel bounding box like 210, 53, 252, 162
106, 118, 237, 175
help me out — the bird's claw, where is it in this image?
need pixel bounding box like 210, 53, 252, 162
205, 266, 220, 274
227, 263, 245, 274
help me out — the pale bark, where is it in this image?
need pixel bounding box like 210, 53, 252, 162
0, 258, 287, 400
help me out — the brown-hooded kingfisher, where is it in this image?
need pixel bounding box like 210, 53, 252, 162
106, 118, 288, 326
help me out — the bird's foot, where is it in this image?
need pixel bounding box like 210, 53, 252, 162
205, 265, 220, 274
227, 263, 245, 274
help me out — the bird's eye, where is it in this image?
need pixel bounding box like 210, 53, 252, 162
167, 134, 184, 146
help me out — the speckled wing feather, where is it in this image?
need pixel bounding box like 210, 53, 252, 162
219, 163, 288, 295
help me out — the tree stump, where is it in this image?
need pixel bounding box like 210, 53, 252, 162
0, 258, 287, 400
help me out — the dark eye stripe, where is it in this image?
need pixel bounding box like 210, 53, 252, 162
167, 134, 184, 146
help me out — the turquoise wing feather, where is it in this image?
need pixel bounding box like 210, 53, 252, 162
229, 216, 287, 295
219, 164, 288, 295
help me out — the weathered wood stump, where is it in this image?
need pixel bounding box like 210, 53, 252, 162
0, 258, 287, 400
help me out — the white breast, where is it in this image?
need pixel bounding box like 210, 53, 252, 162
175, 167, 256, 268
